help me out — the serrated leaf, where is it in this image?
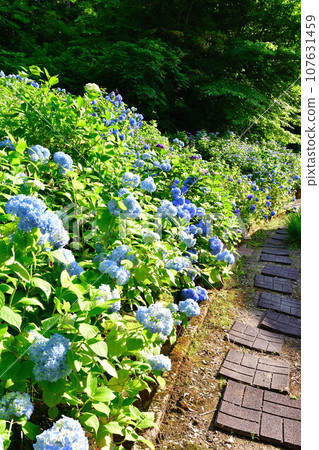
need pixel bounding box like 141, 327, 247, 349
91, 387, 115, 402
103, 421, 124, 436
0, 306, 22, 329
9, 262, 30, 282
80, 413, 100, 435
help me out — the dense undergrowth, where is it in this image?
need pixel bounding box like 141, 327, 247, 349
0, 68, 300, 449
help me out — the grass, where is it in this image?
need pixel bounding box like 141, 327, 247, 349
285, 211, 301, 247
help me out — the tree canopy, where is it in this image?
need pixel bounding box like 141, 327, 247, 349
0, 0, 301, 142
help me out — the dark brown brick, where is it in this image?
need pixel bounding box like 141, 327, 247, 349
260, 311, 301, 337
260, 413, 283, 444
242, 385, 264, 410
258, 292, 301, 318
260, 254, 292, 265
255, 275, 292, 294
218, 350, 290, 391
261, 264, 299, 281
214, 382, 301, 448
284, 418, 301, 448
262, 247, 290, 256
223, 379, 245, 405
265, 239, 288, 248
228, 321, 284, 354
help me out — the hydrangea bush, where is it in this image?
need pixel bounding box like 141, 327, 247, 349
0, 67, 299, 449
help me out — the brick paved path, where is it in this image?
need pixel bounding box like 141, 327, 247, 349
215, 228, 301, 448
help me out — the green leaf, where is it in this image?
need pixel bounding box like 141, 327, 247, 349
17, 297, 44, 309
42, 379, 66, 407
90, 341, 108, 357
9, 262, 30, 282
91, 387, 116, 402
48, 406, 59, 419
86, 372, 97, 397
0, 291, 4, 310
99, 359, 117, 378
0, 306, 22, 329
22, 421, 40, 440
80, 413, 100, 435
126, 338, 144, 352
79, 323, 99, 340
0, 240, 14, 265
103, 421, 124, 436
31, 277, 52, 299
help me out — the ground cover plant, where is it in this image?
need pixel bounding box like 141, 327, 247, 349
0, 68, 300, 449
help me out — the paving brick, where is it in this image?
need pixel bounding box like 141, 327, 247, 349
272, 233, 288, 241
276, 228, 289, 235
218, 349, 290, 391
254, 275, 292, 294
265, 238, 288, 248
284, 418, 301, 448
262, 247, 290, 256
228, 321, 284, 354
214, 381, 301, 449
260, 253, 292, 265
261, 264, 299, 281
237, 246, 254, 257
260, 413, 283, 444
259, 311, 301, 337
242, 385, 263, 410
258, 292, 301, 318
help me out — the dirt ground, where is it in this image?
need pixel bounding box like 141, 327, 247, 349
155, 223, 301, 450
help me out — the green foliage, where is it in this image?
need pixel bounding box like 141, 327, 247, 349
0, 0, 301, 142
0, 69, 300, 448
285, 210, 301, 247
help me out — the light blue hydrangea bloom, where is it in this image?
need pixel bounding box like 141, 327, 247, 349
67, 261, 84, 277
0, 139, 15, 150
136, 302, 173, 335
216, 250, 235, 264
140, 177, 156, 192
142, 229, 161, 244
147, 354, 171, 372
165, 257, 191, 272
108, 189, 142, 219
29, 333, 71, 383
122, 172, 140, 187
0, 391, 34, 420
115, 266, 130, 285
33, 415, 89, 450
157, 200, 177, 218
53, 151, 73, 174
178, 298, 200, 317
28, 145, 50, 163
179, 231, 196, 248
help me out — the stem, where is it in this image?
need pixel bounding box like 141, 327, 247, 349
8, 419, 14, 439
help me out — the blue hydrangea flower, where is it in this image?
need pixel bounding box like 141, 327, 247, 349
157, 200, 177, 218
266, 201, 271, 207
147, 354, 171, 372
270, 211, 276, 216
216, 250, 235, 265
181, 288, 199, 302
53, 152, 73, 174
209, 236, 224, 255
0, 392, 34, 420
33, 416, 89, 450
67, 261, 84, 277
140, 177, 156, 192
136, 302, 173, 335
142, 229, 161, 244
108, 245, 131, 263
115, 266, 130, 285
167, 303, 178, 313
0, 139, 15, 151
184, 248, 198, 262
98, 259, 120, 277
250, 204, 256, 211
165, 257, 191, 272
29, 334, 71, 382
6, 195, 47, 232
196, 286, 208, 301
108, 189, 142, 219
179, 231, 196, 248
28, 145, 50, 163
122, 172, 140, 187
196, 207, 205, 216
178, 299, 200, 317
247, 194, 254, 201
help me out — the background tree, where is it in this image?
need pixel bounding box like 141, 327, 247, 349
0, 0, 301, 143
